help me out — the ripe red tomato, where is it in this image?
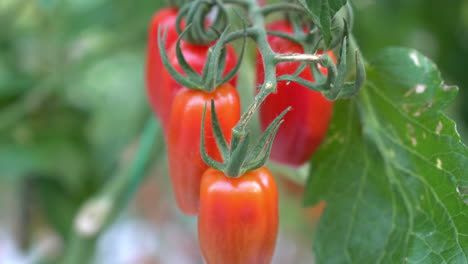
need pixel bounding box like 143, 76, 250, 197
257, 20, 335, 167
157, 41, 237, 133
198, 167, 278, 264
146, 7, 179, 122
168, 83, 240, 215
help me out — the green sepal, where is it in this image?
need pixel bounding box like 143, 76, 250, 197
323, 36, 348, 100
215, 48, 228, 83
225, 133, 251, 178
200, 103, 226, 171
242, 106, 289, 174
175, 3, 190, 35
241, 119, 283, 175
174, 24, 203, 84
201, 26, 231, 91
337, 49, 366, 98
217, 22, 247, 86
209, 99, 230, 162
157, 26, 202, 89
246, 106, 291, 162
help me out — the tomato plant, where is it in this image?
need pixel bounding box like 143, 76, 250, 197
198, 167, 278, 264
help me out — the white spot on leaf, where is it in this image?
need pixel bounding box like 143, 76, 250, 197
410, 52, 421, 66
412, 100, 433, 117
436, 158, 442, 170
415, 84, 427, 94
410, 137, 418, 146
442, 84, 457, 91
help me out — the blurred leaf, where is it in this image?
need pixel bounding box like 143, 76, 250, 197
36, 0, 59, 12
66, 52, 147, 174
306, 48, 468, 263
36, 178, 81, 238
298, 0, 346, 45
0, 139, 89, 192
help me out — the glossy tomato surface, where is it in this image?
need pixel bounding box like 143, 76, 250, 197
146, 8, 179, 120
257, 21, 335, 167
168, 83, 240, 215
198, 167, 278, 264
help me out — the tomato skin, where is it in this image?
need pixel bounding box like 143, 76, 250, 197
146, 8, 179, 121
168, 84, 240, 215
198, 167, 278, 264
156, 40, 237, 134
257, 21, 335, 167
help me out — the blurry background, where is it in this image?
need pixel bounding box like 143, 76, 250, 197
0, 0, 466, 263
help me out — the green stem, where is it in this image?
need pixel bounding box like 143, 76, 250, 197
260, 3, 305, 16
231, 0, 277, 140
221, 0, 287, 176
62, 117, 163, 264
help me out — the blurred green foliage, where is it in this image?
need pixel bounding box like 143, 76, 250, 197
0, 0, 164, 240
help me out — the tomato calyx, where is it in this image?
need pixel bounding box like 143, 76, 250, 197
275, 36, 366, 100
175, 0, 229, 45
201, 99, 291, 178
158, 24, 246, 93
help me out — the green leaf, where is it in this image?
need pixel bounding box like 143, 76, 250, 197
298, 0, 347, 45
305, 47, 468, 263
0, 139, 89, 192
66, 52, 147, 175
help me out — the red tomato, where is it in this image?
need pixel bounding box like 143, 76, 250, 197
146, 8, 179, 122
257, 21, 335, 167
198, 167, 278, 264
156, 41, 237, 133
168, 83, 240, 215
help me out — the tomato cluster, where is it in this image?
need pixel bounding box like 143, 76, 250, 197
146, 6, 333, 264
